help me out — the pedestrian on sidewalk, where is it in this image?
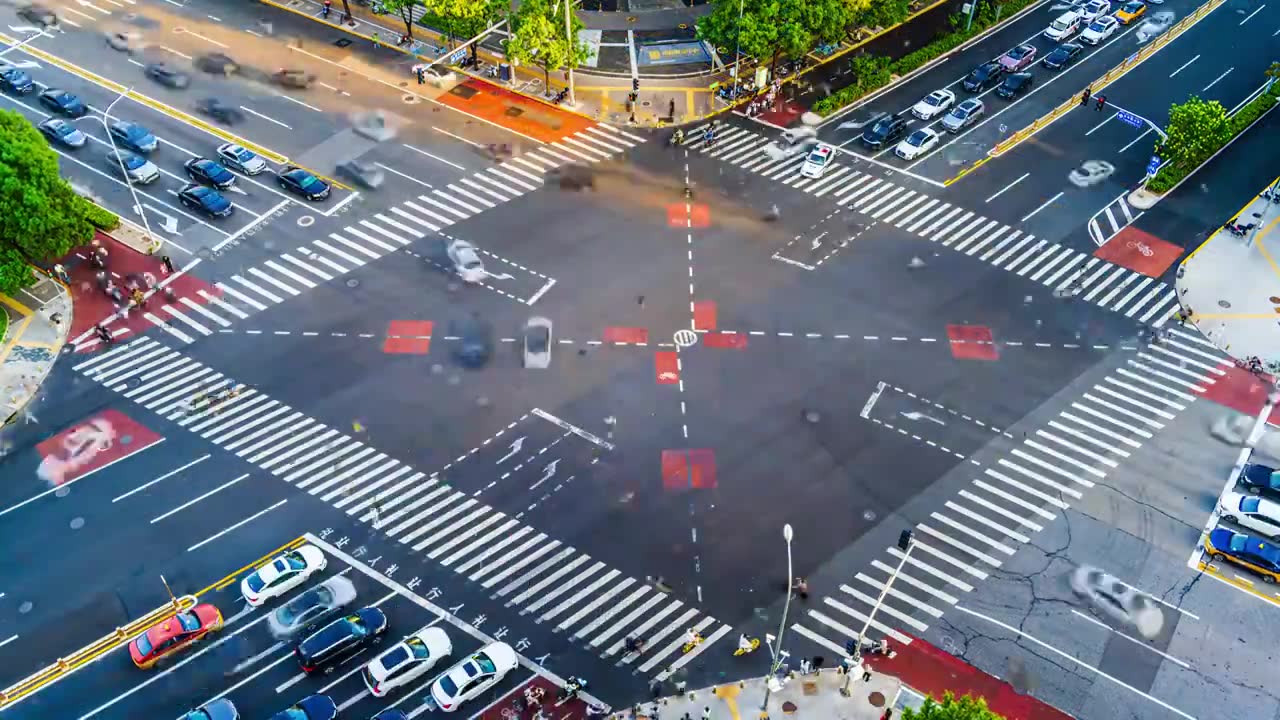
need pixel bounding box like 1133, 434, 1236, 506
322, 0, 331, 18
812, 655, 825, 674
160, 255, 176, 275
416, 66, 425, 84
792, 576, 808, 600
52, 263, 69, 283
700, 706, 711, 720
668, 98, 675, 120
799, 657, 812, 675
372, 31, 381, 48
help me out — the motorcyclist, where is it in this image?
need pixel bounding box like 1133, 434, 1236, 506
738, 634, 755, 653
671, 128, 684, 146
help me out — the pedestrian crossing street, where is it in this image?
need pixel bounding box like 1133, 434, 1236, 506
128, 124, 644, 346
74, 336, 729, 680
692, 124, 1179, 327
788, 326, 1228, 656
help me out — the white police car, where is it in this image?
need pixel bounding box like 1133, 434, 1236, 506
800, 143, 835, 179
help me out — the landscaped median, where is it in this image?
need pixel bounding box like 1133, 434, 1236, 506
1144, 83, 1279, 194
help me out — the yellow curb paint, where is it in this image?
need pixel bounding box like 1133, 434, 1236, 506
0, 292, 31, 316
1198, 561, 1280, 607
1193, 313, 1280, 320
13, 341, 58, 349
0, 314, 34, 365
1250, 215, 1280, 283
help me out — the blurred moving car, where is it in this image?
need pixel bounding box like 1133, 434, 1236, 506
108, 120, 158, 153
180, 699, 239, 720
184, 157, 236, 189
353, 111, 397, 141
1205, 527, 1280, 583
337, 160, 384, 189
17, 4, 58, 27
145, 62, 191, 89
1069, 566, 1163, 639
267, 575, 357, 640
130, 603, 224, 668
447, 240, 486, 283
106, 31, 141, 52
413, 63, 456, 87
38, 118, 87, 148
274, 68, 316, 88
267, 695, 336, 720
1219, 490, 1280, 539
911, 89, 954, 120
217, 143, 267, 174
1067, 159, 1114, 187
196, 98, 245, 125
240, 545, 327, 606
196, 53, 239, 75
428, 642, 518, 712
763, 126, 818, 161
295, 607, 388, 675
522, 317, 552, 369
104, 150, 160, 184
39, 88, 88, 117
363, 627, 452, 697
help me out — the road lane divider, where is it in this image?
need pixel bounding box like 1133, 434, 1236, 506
0, 594, 198, 709
0, 32, 353, 191
199, 535, 308, 594
979, 0, 1227, 163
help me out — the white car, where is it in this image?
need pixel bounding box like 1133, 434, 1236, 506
911, 89, 955, 120
800, 143, 835, 178
1043, 10, 1084, 40
1080, 15, 1118, 44
216, 143, 267, 175
429, 642, 518, 712
363, 627, 453, 697
1081, 0, 1111, 21
1220, 490, 1280, 540
446, 239, 486, 283
240, 545, 327, 607
522, 316, 553, 369
1070, 565, 1164, 639
894, 128, 939, 160
763, 126, 818, 161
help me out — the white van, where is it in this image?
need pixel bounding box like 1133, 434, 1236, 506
1043, 10, 1084, 40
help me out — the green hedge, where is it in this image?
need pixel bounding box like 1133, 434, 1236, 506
1146, 86, 1278, 193
0, 243, 33, 297
81, 198, 119, 231
812, 0, 1040, 116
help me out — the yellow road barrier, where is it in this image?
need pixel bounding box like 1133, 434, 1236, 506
0, 594, 198, 708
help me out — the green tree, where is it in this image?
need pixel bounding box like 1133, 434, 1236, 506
852, 0, 912, 31
1265, 60, 1280, 92
0, 243, 32, 296
0, 109, 104, 264
424, 0, 507, 61
697, 0, 852, 77
506, 0, 589, 91
1155, 95, 1231, 164
380, 0, 421, 40
903, 692, 1008, 720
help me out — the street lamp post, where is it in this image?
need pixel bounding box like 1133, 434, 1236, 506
841, 529, 914, 696
731, 0, 745, 99
102, 89, 158, 249
759, 523, 794, 717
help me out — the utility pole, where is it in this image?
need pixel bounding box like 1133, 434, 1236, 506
841, 529, 914, 696
564, 0, 576, 106
760, 524, 794, 718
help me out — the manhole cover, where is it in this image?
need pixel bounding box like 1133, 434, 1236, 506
334, 38, 351, 48
504, 106, 525, 118
402, 93, 419, 104
347, 279, 360, 288
641, 100, 651, 107
801, 681, 818, 696
1218, 300, 1232, 309
869, 691, 886, 707
781, 700, 798, 714
449, 85, 479, 100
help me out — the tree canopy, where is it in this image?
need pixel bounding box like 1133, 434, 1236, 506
902, 692, 1008, 720
424, 0, 507, 56
1155, 95, 1231, 163
697, 0, 853, 72
0, 109, 113, 285
380, 0, 423, 38
505, 0, 590, 88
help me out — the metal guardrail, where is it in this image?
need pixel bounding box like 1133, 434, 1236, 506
987, 0, 1227, 158
0, 594, 198, 708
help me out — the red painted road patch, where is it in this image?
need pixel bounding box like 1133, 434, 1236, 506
603, 326, 648, 344
383, 320, 433, 355
433, 78, 595, 143
1094, 227, 1184, 278
470, 674, 591, 719
702, 332, 748, 349
1194, 364, 1280, 424
693, 301, 717, 331
655, 351, 680, 384
36, 410, 162, 487
946, 324, 999, 361
666, 203, 710, 228
662, 449, 717, 489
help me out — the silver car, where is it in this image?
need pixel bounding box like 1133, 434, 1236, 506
266, 576, 357, 640
216, 143, 267, 175
522, 317, 552, 369
103, 150, 159, 184
1069, 565, 1164, 639
447, 239, 486, 284
940, 98, 984, 133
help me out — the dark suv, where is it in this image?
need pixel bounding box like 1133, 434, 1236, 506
962, 61, 1004, 92
860, 114, 908, 150
295, 607, 387, 674
995, 72, 1034, 100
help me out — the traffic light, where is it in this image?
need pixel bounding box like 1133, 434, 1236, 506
628, 91, 638, 103
632, 77, 640, 92
1096, 95, 1106, 111
1081, 88, 1091, 106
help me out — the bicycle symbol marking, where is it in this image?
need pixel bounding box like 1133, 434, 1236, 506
673, 329, 699, 348
1127, 240, 1154, 257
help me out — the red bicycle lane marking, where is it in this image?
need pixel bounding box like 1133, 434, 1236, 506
471, 674, 591, 720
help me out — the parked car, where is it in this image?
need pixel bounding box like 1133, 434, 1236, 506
1240, 462, 1280, 499
428, 642, 518, 712
1219, 490, 1280, 540
103, 150, 160, 184
451, 316, 493, 369
363, 627, 452, 697
446, 240, 485, 283
995, 72, 1034, 100
998, 44, 1037, 72
38, 118, 87, 148
295, 607, 389, 675
129, 604, 224, 668
800, 143, 835, 178
894, 128, 939, 160
911, 89, 955, 120
276, 166, 331, 201
1044, 9, 1084, 39
962, 61, 1004, 92
39, 88, 88, 117
1042, 43, 1083, 70
941, 98, 984, 133
216, 143, 267, 175
108, 120, 158, 153
860, 114, 908, 150
145, 62, 191, 89
180, 699, 239, 720
184, 157, 236, 189
1115, 0, 1147, 23
1082, 0, 1112, 20
1080, 15, 1119, 44
177, 184, 234, 218
522, 317, 553, 369
0, 67, 34, 94
240, 545, 327, 606
1205, 527, 1280, 583
267, 695, 336, 720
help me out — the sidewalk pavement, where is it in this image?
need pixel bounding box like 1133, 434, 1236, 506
1177, 177, 1280, 365
632, 635, 1073, 720
0, 273, 72, 426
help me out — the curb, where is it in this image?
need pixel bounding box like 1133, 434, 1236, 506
1180, 173, 1280, 268
0, 272, 73, 426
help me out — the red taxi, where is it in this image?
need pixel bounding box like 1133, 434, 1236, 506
130, 603, 223, 668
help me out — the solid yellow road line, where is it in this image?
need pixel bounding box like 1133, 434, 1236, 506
1197, 561, 1280, 606
199, 535, 307, 595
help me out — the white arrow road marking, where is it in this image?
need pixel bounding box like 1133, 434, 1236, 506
483, 271, 515, 281
900, 411, 947, 427
529, 458, 560, 490
497, 437, 525, 465
136, 203, 180, 233
8, 25, 44, 33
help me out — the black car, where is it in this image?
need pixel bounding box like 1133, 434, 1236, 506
1042, 43, 1083, 70
17, 4, 57, 26
860, 114, 909, 150
995, 72, 1034, 100
177, 184, 234, 218
39, 88, 88, 117
184, 157, 236, 189
962, 61, 1004, 92
452, 316, 494, 368
195, 53, 239, 76
268, 694, 336, 720
1242, 463, 1280, 499
38, 118, 87, 148
277, 166, 330, 201
0, 68, 34, 94
108, 120, 158, 153
145, 62, 191, 89
195, 98, 244, 126
295, 607, 387, 674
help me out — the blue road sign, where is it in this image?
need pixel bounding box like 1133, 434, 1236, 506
1117, 110, 1143, 128
1146, 156, 1161, 175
